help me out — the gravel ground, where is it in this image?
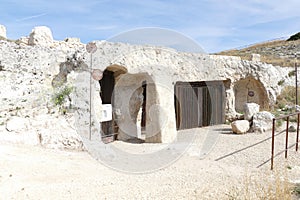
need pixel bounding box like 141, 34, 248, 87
1, 124, 300, 199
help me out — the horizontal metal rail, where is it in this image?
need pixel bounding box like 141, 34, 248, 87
271, 112, 300, 170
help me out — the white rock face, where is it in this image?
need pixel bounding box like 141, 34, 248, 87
244, 103, 260, 120
0, 24, 6, 38
252, 111, 274, 133
64, 37, 81, 43
231, 120, 250, 134
6, 116, 30, 132
18, 36, 29, 45
38, 116, 84, 150
28, 26, 53, 46
39, 128, 84, 150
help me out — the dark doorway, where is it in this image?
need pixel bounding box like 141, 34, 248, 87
141, 81, 147, 128
175, 81, 225, 130
99, 70, 115, 140
133, 81, 147, 141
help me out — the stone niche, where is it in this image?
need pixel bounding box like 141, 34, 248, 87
233, 77, 269, 113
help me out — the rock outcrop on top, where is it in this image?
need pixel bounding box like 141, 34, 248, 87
0, 24, 6, 38
28, 26, 54, 46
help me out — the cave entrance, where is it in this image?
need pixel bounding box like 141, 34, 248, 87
99, 65, 127, 143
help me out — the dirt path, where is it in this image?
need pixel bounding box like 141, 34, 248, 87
1, 125, 300, 199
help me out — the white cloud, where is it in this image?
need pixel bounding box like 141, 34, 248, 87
15, 13, 47, 22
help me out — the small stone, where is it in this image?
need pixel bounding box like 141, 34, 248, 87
296, 105, 300, 112
231, 120, 250, 134
251, 54, 261, 62
289, 125, 297, 132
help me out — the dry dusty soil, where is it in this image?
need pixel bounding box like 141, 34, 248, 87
1, 124, 300, 199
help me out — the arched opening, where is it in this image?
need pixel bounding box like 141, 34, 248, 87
233, 77, 269, 113
99, 65, 127, 143
112, 73, 160, 143
99, 65, 161, 143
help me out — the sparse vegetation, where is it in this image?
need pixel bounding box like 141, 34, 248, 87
276, 119, 283, 128
216, 39, 300, 67
287, 32, 300, 41
273, 86, 300, 122
293, 184, 300, 198
288, 70, 296, 77
52, 85, 73, 114
276, 86, 299, 110
0, 36, 16, 43
277, 79, 285, 86
226, 170, 294, 200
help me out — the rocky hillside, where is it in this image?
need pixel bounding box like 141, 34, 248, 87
217, 38, 300, 67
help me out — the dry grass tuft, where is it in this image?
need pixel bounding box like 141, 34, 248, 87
225, 169, 294, 200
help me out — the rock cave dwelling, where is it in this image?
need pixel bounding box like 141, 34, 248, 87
0, 25, 294, 148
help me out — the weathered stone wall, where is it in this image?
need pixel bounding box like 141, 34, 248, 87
88, 41, 292, 142
0, 27, 87, 149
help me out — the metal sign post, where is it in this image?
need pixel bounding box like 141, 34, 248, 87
296, 57, 298, 107
86, 42, 97, 140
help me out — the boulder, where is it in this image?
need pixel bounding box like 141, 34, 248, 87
28, 26, 53, 46
252, 111, 274, 133
0, 24, 6, 38
244, 103, 260, 120
231, 120, 250, 134
251, 54, 261, 62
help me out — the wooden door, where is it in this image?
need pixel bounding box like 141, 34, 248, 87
175, 81, 225, 130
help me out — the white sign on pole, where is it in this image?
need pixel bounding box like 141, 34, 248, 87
100, 104, 112, 122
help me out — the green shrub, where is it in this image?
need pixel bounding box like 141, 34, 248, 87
52, 85, 73, 114
276, 119, 283, 128
293, 184, 300, 197
278, 80, 285, 86
288, 70, 295, 77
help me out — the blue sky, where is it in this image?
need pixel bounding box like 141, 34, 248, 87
0, 0, 300, 53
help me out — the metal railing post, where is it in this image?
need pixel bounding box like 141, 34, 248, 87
271, 112, 300, 169
297, 113, 300, 151
271, 118, 275, 170
285, 116, 289, 158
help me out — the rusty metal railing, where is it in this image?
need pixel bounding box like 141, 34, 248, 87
271, 112, 300, 170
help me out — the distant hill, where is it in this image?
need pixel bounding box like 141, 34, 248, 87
216, 36, 300, 68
